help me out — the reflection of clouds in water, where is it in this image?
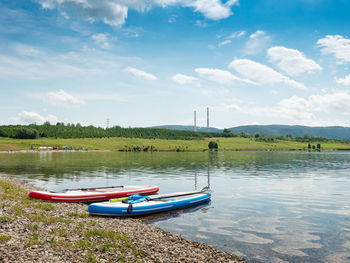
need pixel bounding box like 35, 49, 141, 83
272, 230, 322, 257
312, 207, 350, 216
325, 252, 350, 263
270, 258, 289, 263
195, 234, 209, 240
229, 231, 274, 245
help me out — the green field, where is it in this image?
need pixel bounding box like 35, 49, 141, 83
1, 137, 349, 152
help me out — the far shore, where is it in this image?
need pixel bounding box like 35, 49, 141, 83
0, 175, 246, 263
1, 136, 350, 153
0, 149, 110, 154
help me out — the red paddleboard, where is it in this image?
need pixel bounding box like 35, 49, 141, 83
29, 185, 159, 202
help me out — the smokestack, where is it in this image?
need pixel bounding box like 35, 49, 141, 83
207, 107, 209, 133
194, 110, 197, 132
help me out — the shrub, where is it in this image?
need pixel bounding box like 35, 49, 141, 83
208, 141, 218, 151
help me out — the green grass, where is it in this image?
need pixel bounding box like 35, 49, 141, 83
67, 211, 89, 218
0, 177, 145, 263
0, 136, 349, 152
0, 235, 11, 242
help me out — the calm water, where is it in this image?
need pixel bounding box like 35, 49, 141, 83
1, 151, 350, 263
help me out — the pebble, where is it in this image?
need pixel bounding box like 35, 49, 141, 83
0, 175, 247, 263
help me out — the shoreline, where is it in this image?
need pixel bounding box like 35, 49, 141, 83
0, 175, 246, 263
0, 149, 111, 154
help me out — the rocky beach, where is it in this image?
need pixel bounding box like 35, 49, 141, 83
0, 175, 246, 263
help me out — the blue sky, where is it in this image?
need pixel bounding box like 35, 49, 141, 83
1, 0, 350, 128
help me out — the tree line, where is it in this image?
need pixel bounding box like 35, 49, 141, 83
0, 123, 345, 143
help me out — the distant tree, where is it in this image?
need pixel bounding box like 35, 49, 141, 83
308, 143, 311, 149
286, 133, 293, 138
15, 127, 39, 139
312, 145, 316, 150
223, 128, 231, 133
208, 141, 218, 151
317, 144, 321, 150
254, 133, 260, 139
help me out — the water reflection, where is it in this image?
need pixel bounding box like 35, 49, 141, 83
1, 151, 350, 263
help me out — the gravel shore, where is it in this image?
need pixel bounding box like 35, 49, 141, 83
0, 175, 246, 263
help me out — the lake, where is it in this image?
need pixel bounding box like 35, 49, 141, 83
1, 151, 350, 263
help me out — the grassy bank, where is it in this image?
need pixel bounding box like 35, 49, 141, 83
0, 137, 349, 152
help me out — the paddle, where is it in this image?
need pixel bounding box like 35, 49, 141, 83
59, 185, 124, 192
141, 186, 211, 202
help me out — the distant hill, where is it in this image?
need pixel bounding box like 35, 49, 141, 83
229, 125, 350, 140
149, 125, 221, 133
149, 124, 350, 140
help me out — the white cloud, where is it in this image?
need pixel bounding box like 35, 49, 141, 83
37, 0, 130, 27
12, 44, 44, 56
92, 33, 111, 49
16, 111, 59, 124
123, 66, 157, 80
44, 89, 85, 107
227, 30, 246, 39
37, 0, 239, 27
183, 0, 238, 20
335, 74, 350, 86
228, 59, 307, 90
195, 67, 257, 85
0, 45, 127, 79
215, 91, 350, 126
317, 35, 350, 63
172, 73, 199, 85
244, 30, 270, 55
308, 92, 350, 113
267, 46, 322, 76
218, 39, 231, 47
168, 14, 177, 23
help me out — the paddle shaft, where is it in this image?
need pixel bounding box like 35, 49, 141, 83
149, 188, 210, 201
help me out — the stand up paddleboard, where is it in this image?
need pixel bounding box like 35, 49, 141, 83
88, 187, 211, 216
29, 185, 159, 202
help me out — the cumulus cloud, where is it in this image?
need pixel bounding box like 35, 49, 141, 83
17, 111, 59, 124
172, 73, 198, 85
215, 91, 350, 126
267, 46, 322, 76
244, 30, 270, 55
183, 0, 238, 20
308, 92, 350, 113
123, 66, 157, 80
36, 0, 239, 27
44, 89, 85, 107
228, 59, 307, 90
92, 33, 111, 49
195, 67, 257, 85
317, 35, 350, 63
335, 74, 350, 86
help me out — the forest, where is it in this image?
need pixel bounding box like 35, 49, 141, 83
0, 122, 344, 143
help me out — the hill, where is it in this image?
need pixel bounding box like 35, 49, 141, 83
149, 124, 350, 141
229, 125, 350, 140
149, 125, 221, 133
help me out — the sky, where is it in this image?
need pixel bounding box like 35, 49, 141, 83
1, 0, 350, 128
